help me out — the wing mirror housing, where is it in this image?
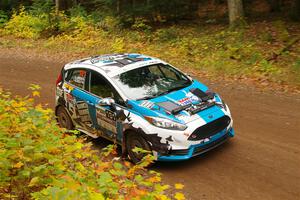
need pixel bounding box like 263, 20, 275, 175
98, 97, 115, 106
185, 73, 193, 81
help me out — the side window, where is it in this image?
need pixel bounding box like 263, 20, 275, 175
90, 71, 125, 105
66, 69, 87, 89
90, 71, 115, 98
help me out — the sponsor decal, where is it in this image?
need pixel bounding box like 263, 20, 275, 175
91, 55, 123, 64
63, 83, 74, 93
96, 108, 117, 133
105, 110, 116, 121
186, 92, 200, 102
178, 92, 200, 106
178, 97, 193, 106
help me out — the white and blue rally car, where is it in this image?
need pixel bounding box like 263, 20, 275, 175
55, 53, 234, 163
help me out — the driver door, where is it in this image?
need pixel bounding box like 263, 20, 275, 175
87, 70, 123, 141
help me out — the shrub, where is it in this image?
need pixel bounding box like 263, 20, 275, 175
131, 17, 152, 32
0, 86, 184, 200
3, 7, 48, 39
154, 27, 178, 42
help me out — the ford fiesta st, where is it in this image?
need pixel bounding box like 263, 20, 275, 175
55, 53, 234, 163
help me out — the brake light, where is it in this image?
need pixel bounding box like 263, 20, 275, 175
56, 73, 62, 86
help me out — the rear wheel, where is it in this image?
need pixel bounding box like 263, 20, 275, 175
126, 132, 152, 164
56, 106, 74, 130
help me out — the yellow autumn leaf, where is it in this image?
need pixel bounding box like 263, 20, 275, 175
147, 175, 161, 183
175, 183, 184, 190
32, 91, 40, 97
75, 153, 82, 158
11, 101, 19, 108
174, 192, 185, 200
29, 177, 39, 187
13, 162, 24, 169
156, 194, 170, 200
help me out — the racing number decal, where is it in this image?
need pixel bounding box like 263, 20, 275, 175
96, 107, 117, 134
105, 110, 116, 121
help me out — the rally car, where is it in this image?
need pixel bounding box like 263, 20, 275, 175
55, 53, 234, 163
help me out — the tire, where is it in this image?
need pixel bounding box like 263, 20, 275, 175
126, 132, 152, 164
56, 106, 74, 130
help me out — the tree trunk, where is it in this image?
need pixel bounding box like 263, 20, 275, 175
55, 0, 70, 11
227, 0, 244, 26
117, 0, 120, 13
55, 0, 62, 12
292, 0, 300, 20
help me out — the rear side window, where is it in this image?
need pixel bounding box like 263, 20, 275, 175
66, 69, 87, 89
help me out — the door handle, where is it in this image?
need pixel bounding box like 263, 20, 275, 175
86, 101, 94, 106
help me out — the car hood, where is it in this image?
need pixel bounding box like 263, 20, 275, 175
127, 80, 225, 125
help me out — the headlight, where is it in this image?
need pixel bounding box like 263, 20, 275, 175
144, 116, 187, 131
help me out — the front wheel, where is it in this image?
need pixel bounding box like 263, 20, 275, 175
56, 106, 74, 130
126, 132, 152, 164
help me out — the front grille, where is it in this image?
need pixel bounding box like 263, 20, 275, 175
188, 115, 231, 141
193, 133, 229, 155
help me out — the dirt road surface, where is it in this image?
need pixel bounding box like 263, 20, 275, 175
1, 53, 300, 200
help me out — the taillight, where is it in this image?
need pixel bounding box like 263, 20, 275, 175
56, 73, 62, 86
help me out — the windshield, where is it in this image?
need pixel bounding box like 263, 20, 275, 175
112, 64, 192, 100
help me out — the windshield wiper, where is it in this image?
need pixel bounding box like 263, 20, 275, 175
157, 85, 188, 96
136, 95, 156, 100
136, 84, 190, 101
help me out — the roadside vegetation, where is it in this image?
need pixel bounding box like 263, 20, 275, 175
0, 86, 185, 200
0, 1, 299, 91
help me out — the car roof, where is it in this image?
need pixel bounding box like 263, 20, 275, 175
64, 53, 166, 77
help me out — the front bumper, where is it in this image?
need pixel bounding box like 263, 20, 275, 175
157, 127, 234, 161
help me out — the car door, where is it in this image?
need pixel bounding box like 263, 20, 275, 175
87, 70, 125, 142
63, 68, 94, 130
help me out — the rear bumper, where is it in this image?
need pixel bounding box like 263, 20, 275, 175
157, 127, 234, 161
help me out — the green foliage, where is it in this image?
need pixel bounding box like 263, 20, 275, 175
0, 87, 184, 200
30, 0, 54, 16
131, 17, 152, 32
96, 16, 121, 32
154, 27, 179, 42
0, 10, 9, 27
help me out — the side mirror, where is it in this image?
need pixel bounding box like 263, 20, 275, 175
98, 97, 115, 106
185, 73, 193, 81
